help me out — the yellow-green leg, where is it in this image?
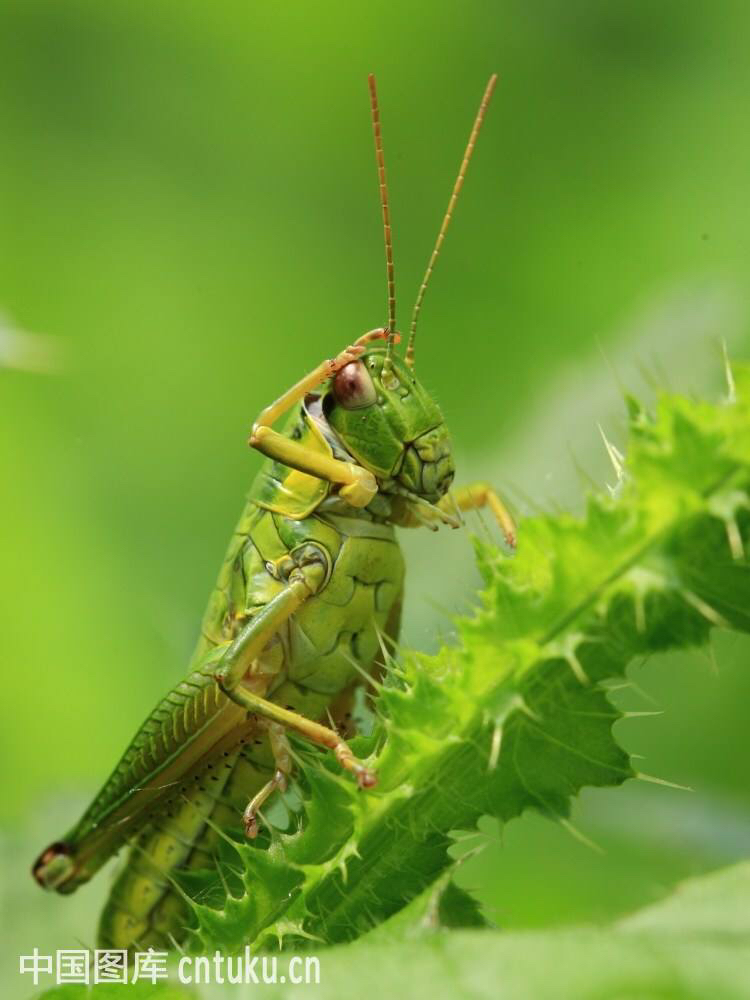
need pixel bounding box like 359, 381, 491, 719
213, 562, 377, 809
242, 723, 293, 838
442, 481, 517, 549
248, 332, 393, 509
219, 680, 377, 792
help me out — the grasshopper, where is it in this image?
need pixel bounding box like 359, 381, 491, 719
32, 74, 515, 951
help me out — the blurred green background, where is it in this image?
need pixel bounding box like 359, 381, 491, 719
2, 0, 750, 986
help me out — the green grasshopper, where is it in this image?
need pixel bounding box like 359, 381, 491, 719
32, 74, 515, 951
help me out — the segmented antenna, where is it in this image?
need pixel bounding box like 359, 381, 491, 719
406, 74, 498, 369
367, 74, 397, 376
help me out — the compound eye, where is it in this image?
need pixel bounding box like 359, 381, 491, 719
332, 360, 377, 409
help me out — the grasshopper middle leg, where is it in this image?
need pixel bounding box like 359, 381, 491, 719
219, 682, 378, 793
442, 481, 517, 549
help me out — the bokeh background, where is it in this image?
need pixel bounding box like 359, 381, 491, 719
2, 0, 750, 988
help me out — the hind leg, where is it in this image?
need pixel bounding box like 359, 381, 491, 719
242, 723, 293, 838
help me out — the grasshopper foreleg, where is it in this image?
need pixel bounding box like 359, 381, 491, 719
248, 340, 387, 508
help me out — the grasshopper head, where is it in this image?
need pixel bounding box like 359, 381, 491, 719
325, 72, 497, 507
323, 342, 455, 503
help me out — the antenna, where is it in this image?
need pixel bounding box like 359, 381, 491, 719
367, 74, 397, 376
406, 74, 498, 368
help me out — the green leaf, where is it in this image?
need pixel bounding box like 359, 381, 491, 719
367, 869, 489, 938
33, 862, 750, 999
275, 862, 750, 1000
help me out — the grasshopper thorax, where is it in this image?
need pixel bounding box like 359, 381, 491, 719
323, 345, 455, 503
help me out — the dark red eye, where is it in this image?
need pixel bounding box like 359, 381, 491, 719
332, 360, 377, 410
